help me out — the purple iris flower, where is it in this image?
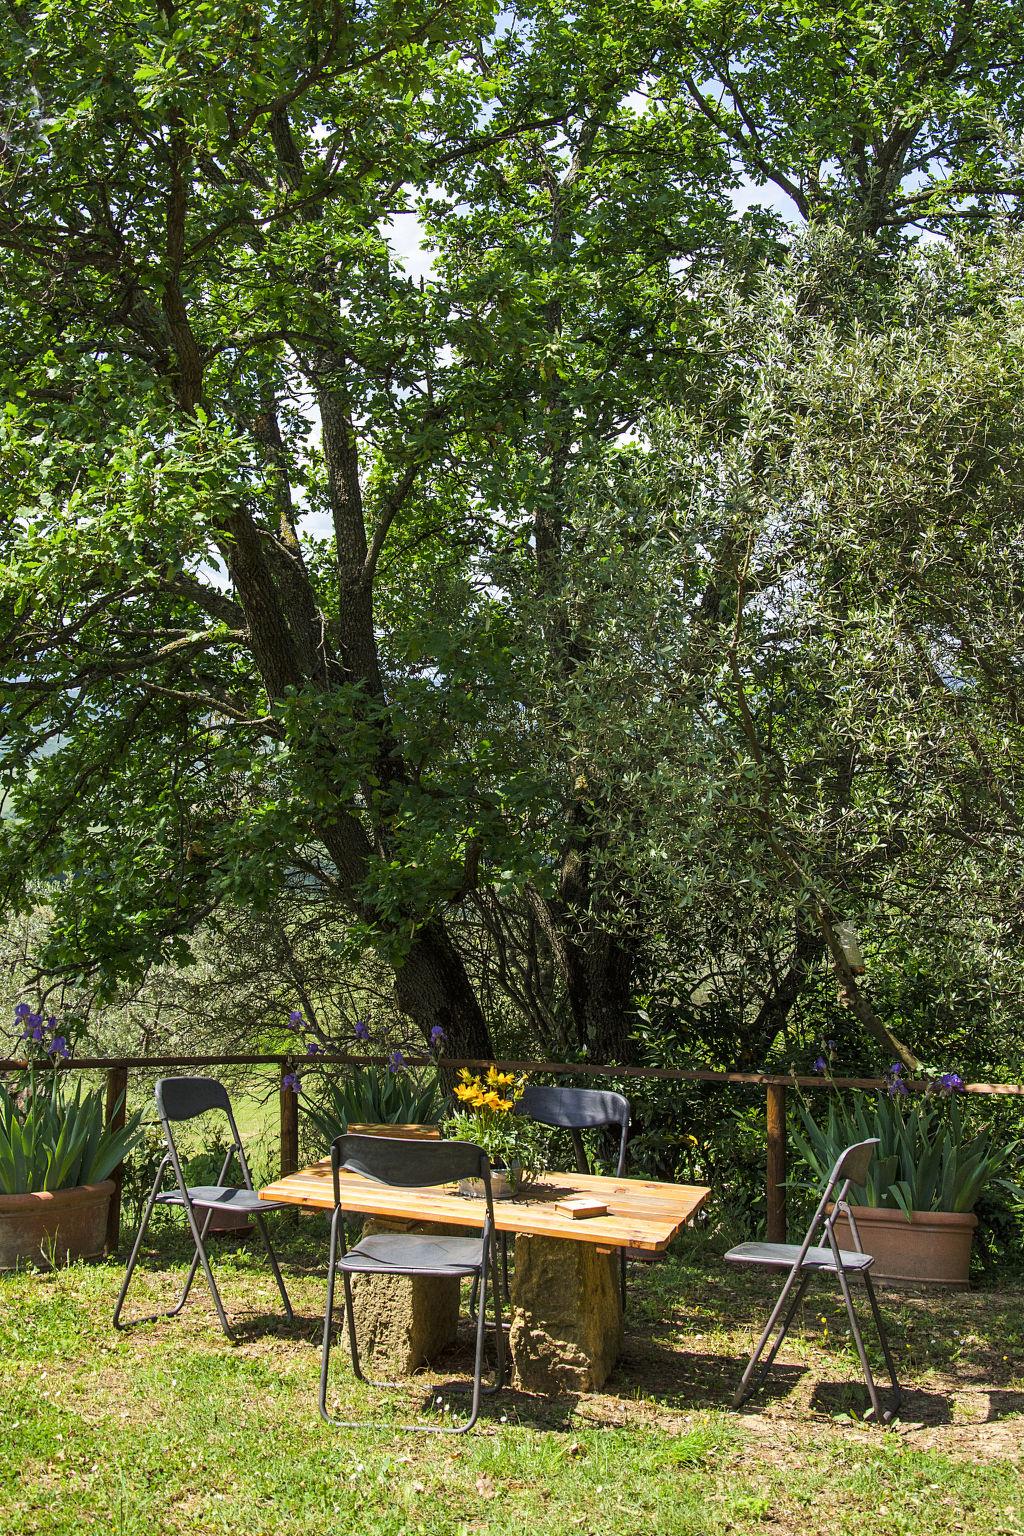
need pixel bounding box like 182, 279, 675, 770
353, 1019, 370, 1042
429, 1025, 445, 1049
27, 1013, 41, 1029
288, 1010, 303, 1028
388, 1050, 405, 1073
811, 1056, 827, 1074
49, 1036, 69, 1058
14, 1002, 30, 1019
305, 1041, 321, 1056
940, 1072, 964, 1092
29, 1023, 44, 1042
282, 1072, 301, 1093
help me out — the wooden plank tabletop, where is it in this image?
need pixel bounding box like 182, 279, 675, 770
259, 1159, 710, 1253
346, 1123, 441, 1139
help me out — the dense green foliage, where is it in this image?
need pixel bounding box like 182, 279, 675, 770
792, 1086, 1018, 1215
2, 0, 1023, 1130
546, 232, 1024, 1084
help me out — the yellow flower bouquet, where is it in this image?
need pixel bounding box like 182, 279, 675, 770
441, 1067, 547, 1197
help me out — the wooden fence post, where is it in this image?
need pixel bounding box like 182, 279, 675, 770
104, 1064, 128, 1255
280, 1062, 299, 1180
766, 1082, 787, 1243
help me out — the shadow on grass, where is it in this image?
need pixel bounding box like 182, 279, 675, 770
809, 1380, 945, 1422
612, 1340, 802, 1412
985, 1390, 1024, 1421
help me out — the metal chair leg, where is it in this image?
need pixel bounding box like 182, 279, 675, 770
417, 1246, 501, 1433
319, 1240, 504, 1431
742, 1272, 811, 1405
319, 1206, 344, 1423
732, 1264, 807, 1408
177, 1198, 234, 1339
490, 1233, 506, 1391
253, 1213, 294, 1323
457, 1253, 489, 1433
834, 1263, 888, 1422
320, 1216, 411, 1426
862, 1272, 901, 1415
443, 1234, 506, 1404
112, 1178, 161, 1330
501, 1232, 511, 1303
114, 1165, 215, 1330
470, 1233, 512, 1324
166, 1205, 218, 1315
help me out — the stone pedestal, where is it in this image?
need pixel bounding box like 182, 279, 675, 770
509, 1234, 623, 1393
347, 1218, 461, 1376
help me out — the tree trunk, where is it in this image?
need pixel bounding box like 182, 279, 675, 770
736, 923, 822, 1070
561, 924, 636, 1063
393, 918, 494, 1058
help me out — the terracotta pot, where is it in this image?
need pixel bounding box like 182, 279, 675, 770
831, 1204, 977, 1287
0, 1180, 114, 1271
202, 1206, 252, 1235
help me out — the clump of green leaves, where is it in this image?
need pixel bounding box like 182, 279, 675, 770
302, 1066, 443, 1146
791, 1081, 1018, 1216
0, 1073, 144, 1195
440, 1067, 549, 1185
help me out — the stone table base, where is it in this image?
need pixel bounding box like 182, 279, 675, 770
509, 1234, 623, 1393
346, 1218, 461, 1376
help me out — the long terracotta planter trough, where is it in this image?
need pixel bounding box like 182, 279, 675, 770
0, 1180, 115, 1271
832, 1205, 977, 1287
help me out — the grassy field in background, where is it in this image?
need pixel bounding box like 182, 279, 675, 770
2, 1218, 1024, 1536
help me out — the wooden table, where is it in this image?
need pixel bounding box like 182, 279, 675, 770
260, 1157, 709, 1392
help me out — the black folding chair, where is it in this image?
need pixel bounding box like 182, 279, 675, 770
725, 1137, 901, 1422
319, 1134, 505, 1434
517, 1084, 631, 1307
113, 1076, 293, 1340
520, 1085, 630, 1180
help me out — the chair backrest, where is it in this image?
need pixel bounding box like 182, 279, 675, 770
798, 1137, 880, 1260
828, 1137, 877, 1193
154, 1076, 250, 1192
518, 1085, 630, 1177
156, 1076, 232, 1123
330, 1134, 496, 1232
332, 1133, 488, 1190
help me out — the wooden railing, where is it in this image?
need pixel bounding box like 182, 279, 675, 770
3, 1050, 1022, 1252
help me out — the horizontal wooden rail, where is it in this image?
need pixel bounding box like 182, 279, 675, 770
3, 1051, 1021, 1095
3, 1051, 1020, 1252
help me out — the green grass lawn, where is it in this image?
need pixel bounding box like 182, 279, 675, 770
2, 1218, 1023, 1536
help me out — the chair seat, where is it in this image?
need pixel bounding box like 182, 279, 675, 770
339, 1231, 486, 1277
156, 1185, 285, 1213
725, 1240, 874, 1272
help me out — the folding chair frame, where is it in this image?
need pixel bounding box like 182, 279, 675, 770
319, 1134, 505, 1434
112, 1076, 293, 1340
472, 1084, 631, 1319
730, 1137, 901, 1423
